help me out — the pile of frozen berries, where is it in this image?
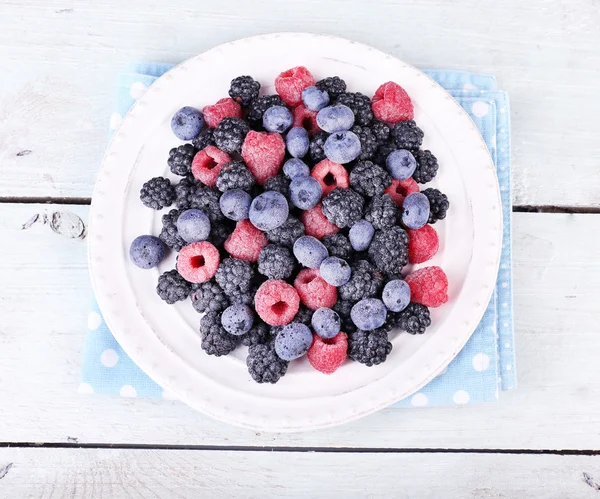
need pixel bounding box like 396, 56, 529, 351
130, 67, 450, 384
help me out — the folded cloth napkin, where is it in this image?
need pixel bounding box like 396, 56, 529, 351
80, 63, 515, 406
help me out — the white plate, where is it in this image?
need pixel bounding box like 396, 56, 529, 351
89, 33, 502, 432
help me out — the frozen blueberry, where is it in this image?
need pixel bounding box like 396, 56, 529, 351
129, 235, 166, 269
351, 298, 387, 331
286, 127, 310, 158
219, 189, 251, 221
320, 256, 351, 286
293, 235, 329, 268
386, 149, 417, 180
283, 158, 310, 179
249, 191, 290, 231
382, 279, 411, 312
348, 219, 375, 252
323, 131, 361, 164
402, 192, 430, 229
311, 307, 341, 339
263, 105, 293, 133
171, 106, 203, 140
221, 304, 254, 336
316, 104, 355, 133
302, 86, 330, 111
289, 176, 322, 210
176, 209, 211, 243
275, 322, 313, 360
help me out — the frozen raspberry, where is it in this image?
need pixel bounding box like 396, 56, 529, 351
293, 104, 320, 135
191, 146, 232, 187
202, 98, 242, 128
372, 81, 414, 123
275, 66, 315, 107
405, 266, 448, 308
254, 280, 300, 326
294, 268, 337, 311
177, 241, 220, 284
408, 225, 439, 264
241, 131, 285, 185
224, 220, 268, 262
384, 178, 420, 207
307, 332, 348, 374
310, 159, 349, 197
300, 203, 339, 239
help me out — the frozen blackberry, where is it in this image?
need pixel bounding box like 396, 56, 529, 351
322, 188, 365, 228
322, 233, 353, 259
391, 120, 424, 151
213, 117, 249, 154
266, 215, 305, 248
200, 311, 238, 356
258, 244, 295, 280
422, 188, 450, 224
388, 302, 431, 335
349, 161, 392, 197
412, 150, 439, 184
229, 75, 261, 106
333, 299, 357, 334
247, 342, 288, 384
216, 161, 255, 192
351, 125, 378, 161
348, 329, 392, 366
338, 260, 383, 303
215, 257, 255, 295
208, 220, 235, 248
247, 95, 285, 129
315, 76, 347, 99
335, 92, 373, 126
156, 269, 192, 304
159, 209, 186, 251
372, 142, 399, 166
174, 175, 199, 209
309, 131, 329, 164
192, 129, 215, 150
364, 194, 399, 230
240, 321, 270, 347
229, 286, 257, 306
293, 305, 313, 326
140, 177, 175, 210
186, 185, 224, 222
191, 280, 229, 314
370, 120, 390, 146
167, 144, 196, 177
368, 226, 409, 279
264, 174, 290, 197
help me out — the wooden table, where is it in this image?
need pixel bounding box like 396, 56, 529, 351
1, 1, 599, 497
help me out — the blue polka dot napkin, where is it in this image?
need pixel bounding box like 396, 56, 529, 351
80, 63, 515, 406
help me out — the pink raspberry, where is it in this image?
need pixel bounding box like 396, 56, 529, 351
191, 146, 231, 187
254, 280, 300, 326
202, 98, 242, 128
275, 66, 315, 107
311, 159, 350, 197
384, 178, 419, 207
294, 268, 337, 310
405, 266, 448, 308
307, 332, 348, 375
300, 203, 339, 239
177, 241, 220, 283
241, 131, 285, 185
408, 225, 439, 264
293, 104, 320, 135
372, 81, 414, 123
224, 220, 267, 262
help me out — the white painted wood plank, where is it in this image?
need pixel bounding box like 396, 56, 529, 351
0, 448, 599, 498
1, 203, 599, 448
0, 0, 599, 205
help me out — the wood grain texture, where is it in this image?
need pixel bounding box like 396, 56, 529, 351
0, 0, 599, 205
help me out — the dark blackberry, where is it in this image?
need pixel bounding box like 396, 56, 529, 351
370, 120, 390, 146
174, 175, 199, 209
247, 95, 285, 129
368, 226, 409, 279
388, 302, 431, 335
351, 125, 378, 161
266, 216, 305, 248
240, 321, 270, 347
140, 177, 175, 210
333, 299, 357, 334
167, 144, 196, 177
156, 269, 192, 304
247, 342, 288, 384
215, 258, 255, 295
338, 260, 383, 303
321, 233, 353, 259
264, 174, 290, 197
229, 286, 256, 306
309, 131, 329, 164
335, 92, 373, 126
315, 76, 347, 99
422, 188, 450, 224
159, 209, 186, 251
390, 120, 424, 151
208, 220, 235, 248
322, 188, 365, 228
372, 142, 399, 166
364, 194, 399, 230
213, 117, 249, 154
349, 161, 391, 198
192, 129, 215, 150
412, 150, 439, 184
293, 305, 313, 326
348, 329, 392, 366
200, 311, 238, 356
258, 244, 295, 280
187, 185, 224, 222
190, 280, 229, 314
229, 75, 260, 106
216, 161, 255, 192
